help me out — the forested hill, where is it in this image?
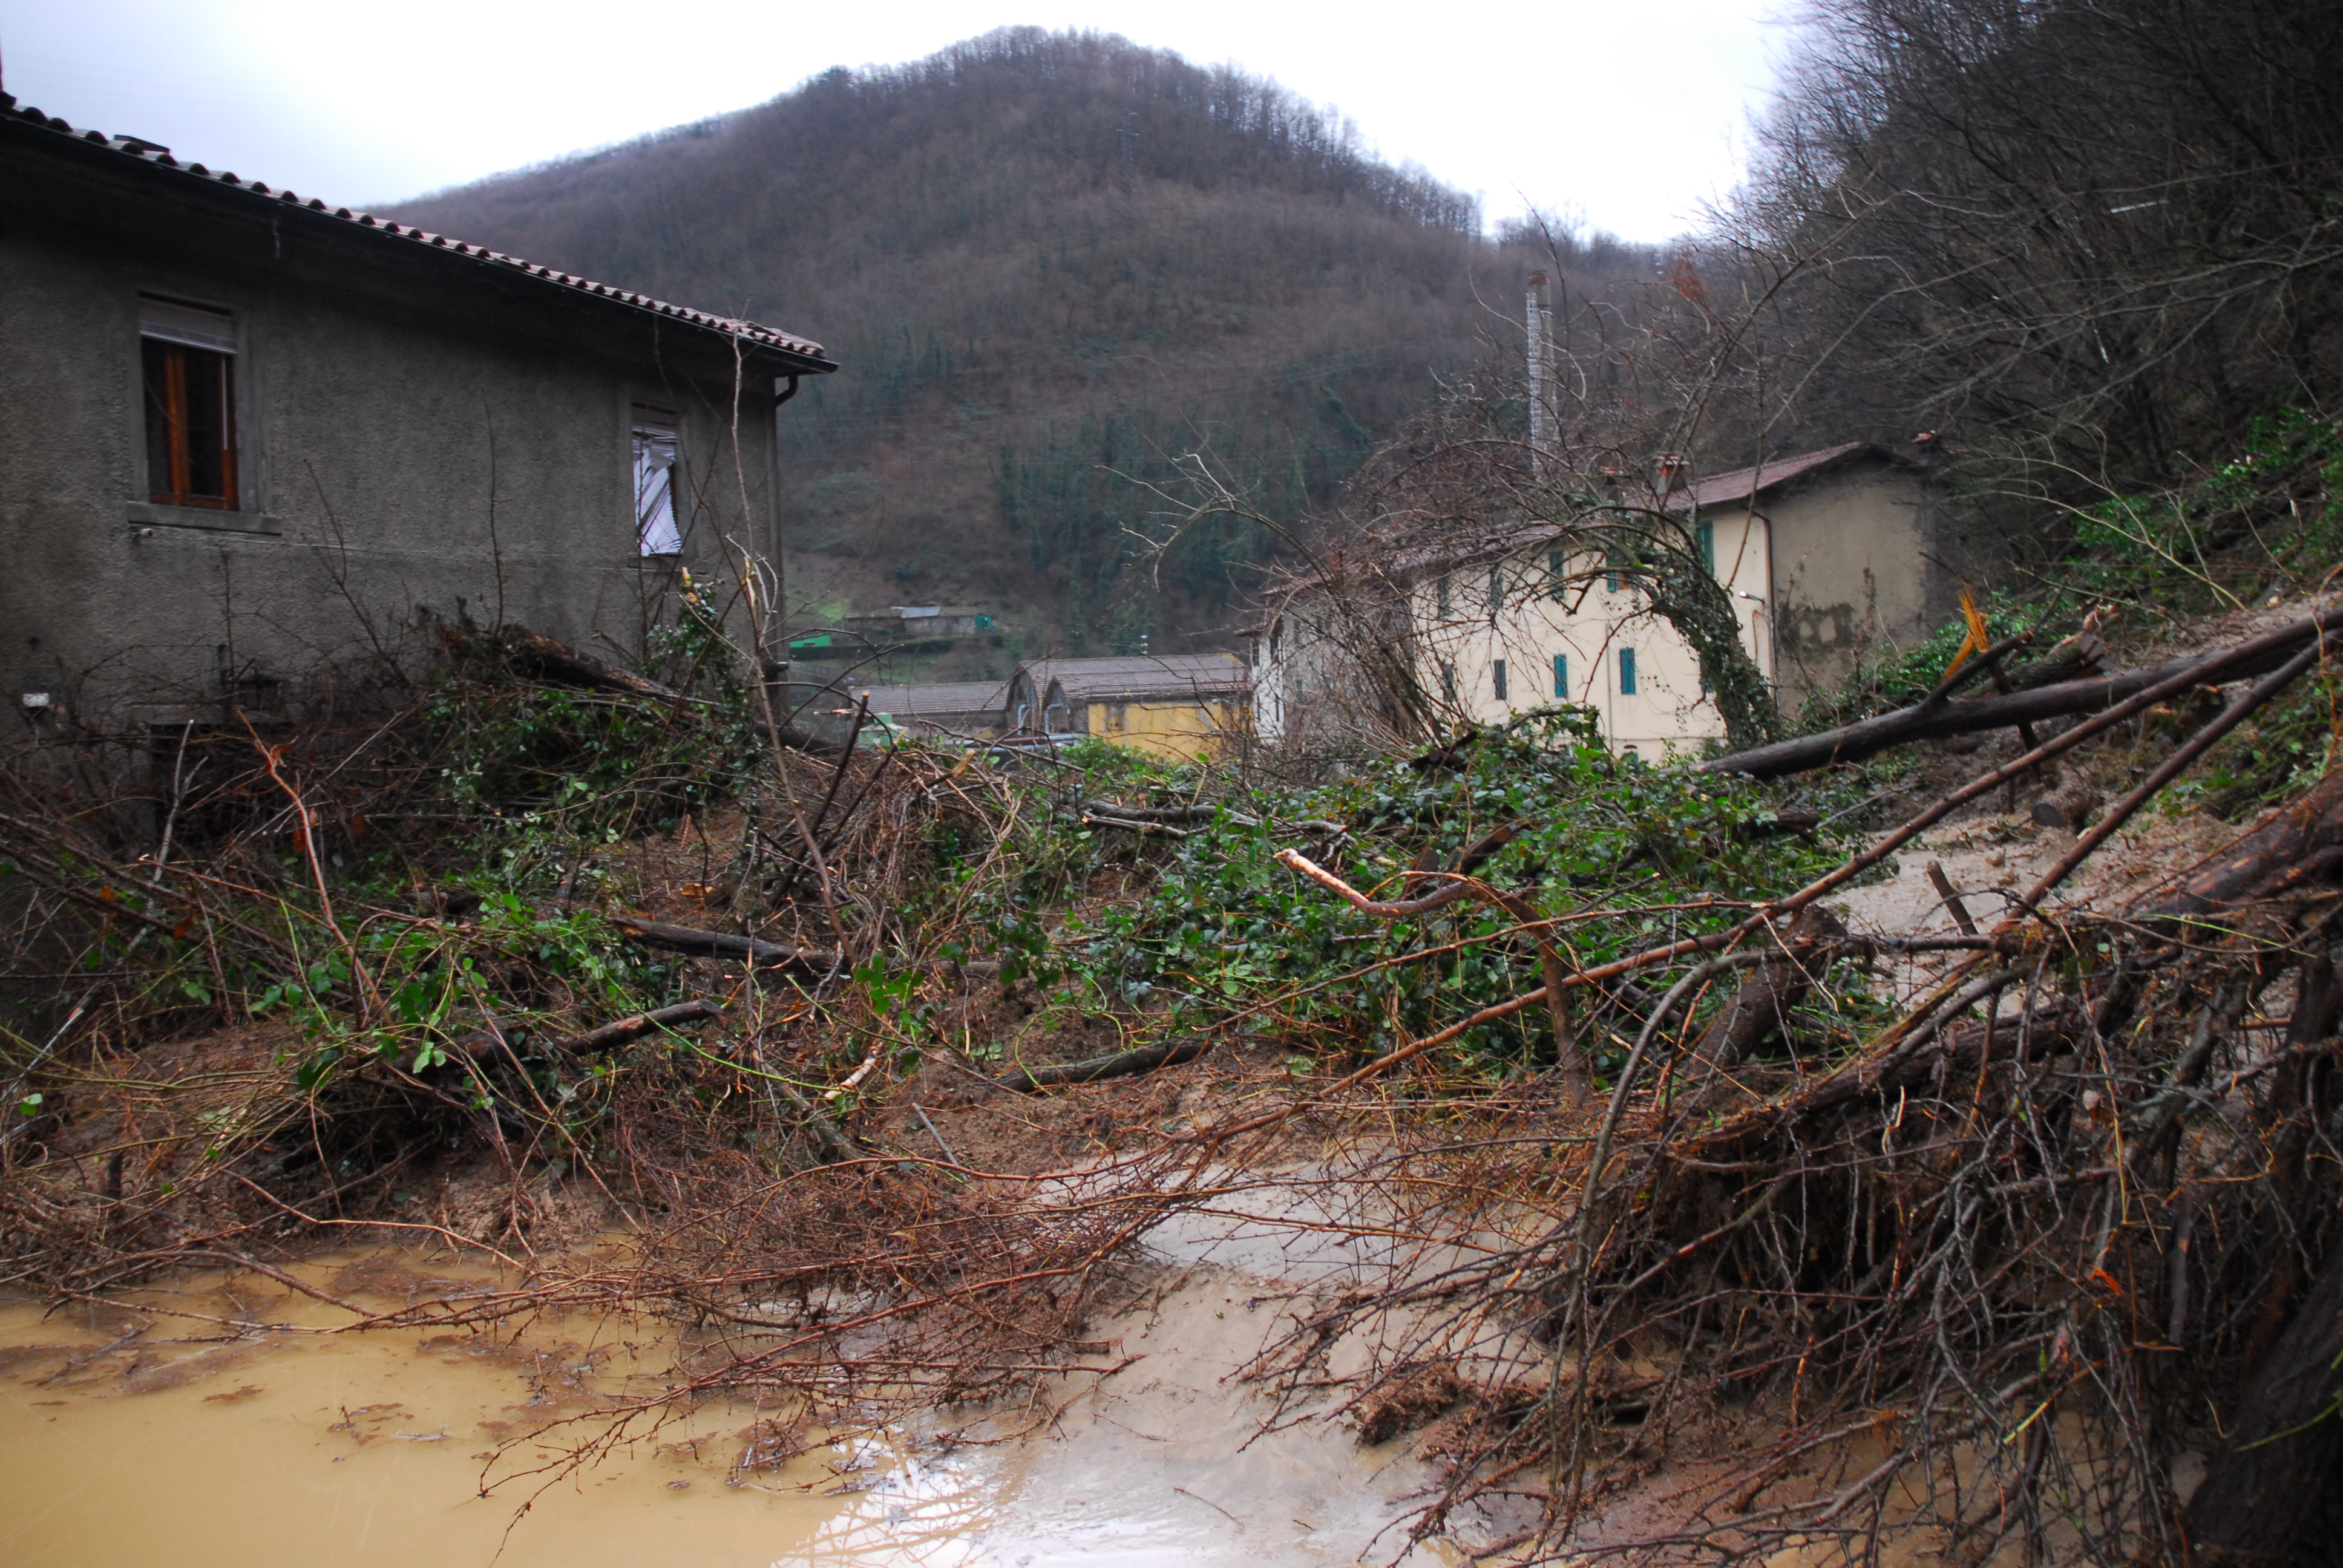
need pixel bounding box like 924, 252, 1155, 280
387, 28, 1645, 662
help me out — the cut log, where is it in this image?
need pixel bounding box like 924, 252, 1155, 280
2002, 630, 2109, 693
997, 1037, 1211, 1092
610, 916, 840, 972
1703, 606, 2343, 779
2028, 765, 2099, 830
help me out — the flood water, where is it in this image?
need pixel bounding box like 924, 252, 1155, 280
0, 1209, 1446, 1567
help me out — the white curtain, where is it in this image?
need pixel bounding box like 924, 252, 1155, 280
632, 421, 681, 555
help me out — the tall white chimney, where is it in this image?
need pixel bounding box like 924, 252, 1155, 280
1526, 272, 1549, 482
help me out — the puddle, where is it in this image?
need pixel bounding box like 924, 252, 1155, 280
0, 1222, 1452, 1567
0, 1253, 940, 1567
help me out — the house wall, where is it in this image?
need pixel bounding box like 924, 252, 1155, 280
1409, 515, 1771, 759
1088, 697, 1245, 762
1252, 462, 1951, 756
1756, 465, 1935, 704
0, 137, 792, 748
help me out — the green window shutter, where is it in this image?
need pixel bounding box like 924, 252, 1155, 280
1696, 518, 1714, 573
1548, 550, 1567, 601
1492, 659, 1508, 701
1553, 653, 1568, 698
1619, 647, 1637, 695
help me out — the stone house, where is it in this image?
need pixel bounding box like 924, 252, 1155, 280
0, 91, 836, 757
1251, 442, 1947, 758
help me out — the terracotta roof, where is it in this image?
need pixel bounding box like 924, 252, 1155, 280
1020, 655, 1251, 702
1254, 443, 1907, 606
1683, 442, 1897, 509
1, 96, 835, 373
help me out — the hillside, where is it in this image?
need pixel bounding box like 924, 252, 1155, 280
387, 28, 1647, 676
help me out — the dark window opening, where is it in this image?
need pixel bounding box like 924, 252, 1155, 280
1492, 659, 1508, 701
142, 336, 238, 509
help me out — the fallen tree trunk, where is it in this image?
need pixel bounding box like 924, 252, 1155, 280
2182, 1237, 2343, 1562
1703, 606, 2343, 779
997, 1037, 1210, 1092
563, 998, 724, 1051
1683, 906, 1846, 1086
609, 916, 840, 973
2135, 767, 2343, 925
491, 625, 686, 702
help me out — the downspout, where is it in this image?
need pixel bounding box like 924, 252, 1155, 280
762, 373, 805, 686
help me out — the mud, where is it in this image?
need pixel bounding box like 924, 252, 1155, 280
0, 1210, 1462, 1568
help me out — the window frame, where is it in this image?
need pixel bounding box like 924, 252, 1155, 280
138, 295, 243, 512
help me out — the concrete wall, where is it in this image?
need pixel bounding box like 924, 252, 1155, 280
1757, 465, 1936, 704
0, 136, 798, 753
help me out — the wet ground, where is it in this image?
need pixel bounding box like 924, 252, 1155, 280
0, 1204, 1449, 1568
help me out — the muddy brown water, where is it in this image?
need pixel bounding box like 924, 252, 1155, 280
0, 1210, 1447, 1567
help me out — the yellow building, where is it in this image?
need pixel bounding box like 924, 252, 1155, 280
1004, 655, 1251, 763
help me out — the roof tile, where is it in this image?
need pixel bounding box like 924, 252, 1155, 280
4, 97, 832, 367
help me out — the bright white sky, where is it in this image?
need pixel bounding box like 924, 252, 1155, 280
0, 1, 1787, 241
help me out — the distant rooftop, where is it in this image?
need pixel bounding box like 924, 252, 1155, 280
850, 681, 1009, 716
1019, 654, 1251, 702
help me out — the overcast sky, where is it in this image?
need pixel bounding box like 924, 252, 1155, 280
0, 1, 1788, 241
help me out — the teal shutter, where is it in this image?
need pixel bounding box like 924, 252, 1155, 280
1553, 653, 1569, 697
1619, 647, 1637, 695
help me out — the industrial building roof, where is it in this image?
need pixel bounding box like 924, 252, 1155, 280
1020, 655, 1252, 702
850, 681, 1010, 717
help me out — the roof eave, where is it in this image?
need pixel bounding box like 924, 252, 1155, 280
1, 97, 837, 376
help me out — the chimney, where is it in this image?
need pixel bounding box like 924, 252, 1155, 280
1526, 272, 1549, 482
